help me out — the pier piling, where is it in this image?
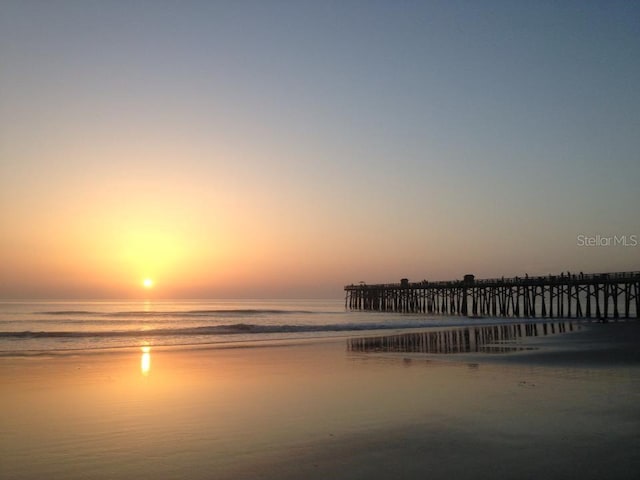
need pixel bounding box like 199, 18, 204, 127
344, 272, 640, 319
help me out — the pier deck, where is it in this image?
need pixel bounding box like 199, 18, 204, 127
344, 271, 640, 319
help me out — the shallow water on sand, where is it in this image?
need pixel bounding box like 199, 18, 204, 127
1, 325, 639, 480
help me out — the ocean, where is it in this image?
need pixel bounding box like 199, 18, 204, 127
0, 299, 556, 354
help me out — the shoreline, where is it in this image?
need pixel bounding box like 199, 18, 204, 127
2, 318, 638, 362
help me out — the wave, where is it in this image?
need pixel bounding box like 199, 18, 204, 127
36, 309, 317, 318
36, 311, 97, 315
0, 321, 435, 339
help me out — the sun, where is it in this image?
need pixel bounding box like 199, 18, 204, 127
142, 278, 154, 289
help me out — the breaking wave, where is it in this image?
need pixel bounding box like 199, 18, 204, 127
36, 309, 316, 317
0, 321, 435, 339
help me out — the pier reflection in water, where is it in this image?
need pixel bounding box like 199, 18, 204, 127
347, 321, 580, 354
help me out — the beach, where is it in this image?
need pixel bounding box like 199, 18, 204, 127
1, 321, 639, 480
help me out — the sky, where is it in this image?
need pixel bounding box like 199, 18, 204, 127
1, 0, 639, 299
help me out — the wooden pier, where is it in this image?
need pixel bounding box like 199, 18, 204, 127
344, 271, 640, 319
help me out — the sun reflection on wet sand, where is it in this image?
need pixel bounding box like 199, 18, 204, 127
140, 345, 151, 376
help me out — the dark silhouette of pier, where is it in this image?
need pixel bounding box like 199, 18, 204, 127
345, 271, 640, 319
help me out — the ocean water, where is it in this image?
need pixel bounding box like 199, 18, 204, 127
0, 299, 558, 354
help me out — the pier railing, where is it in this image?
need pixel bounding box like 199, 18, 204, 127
344, 271, 640, 319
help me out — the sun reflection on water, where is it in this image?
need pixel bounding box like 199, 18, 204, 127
140, 345, 151, 376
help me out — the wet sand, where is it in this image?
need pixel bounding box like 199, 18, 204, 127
1, 323, 639, 479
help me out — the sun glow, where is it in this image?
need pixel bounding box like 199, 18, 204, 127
143, 278, 154, 289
